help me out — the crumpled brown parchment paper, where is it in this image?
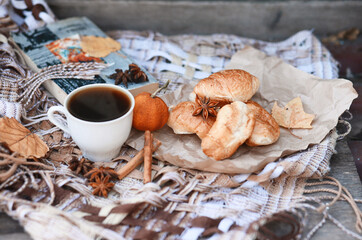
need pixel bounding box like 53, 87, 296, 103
126, 46, 358, 174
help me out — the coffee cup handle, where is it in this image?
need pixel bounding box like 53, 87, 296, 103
47, 106, 71, 135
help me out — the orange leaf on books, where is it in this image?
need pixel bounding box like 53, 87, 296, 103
80, 36, 121, 58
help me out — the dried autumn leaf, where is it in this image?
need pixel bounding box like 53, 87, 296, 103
0, 117, 49, 158
271, 97, 315, 129
80, 36, 121, 58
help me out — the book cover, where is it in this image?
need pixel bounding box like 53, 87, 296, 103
11, 17, 159, 105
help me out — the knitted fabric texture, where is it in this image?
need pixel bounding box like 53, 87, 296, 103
0, 28, 360, 240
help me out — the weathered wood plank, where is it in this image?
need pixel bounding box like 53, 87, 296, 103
47, 0, 362, 40
302, 140, 362, 239
0, 213, 25, 234
0, 233, 32, 240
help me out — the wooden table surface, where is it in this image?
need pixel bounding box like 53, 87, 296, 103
1, 1, 361, 237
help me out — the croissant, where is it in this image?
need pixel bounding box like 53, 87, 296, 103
190, 69, 259, 104
167, 101, 216, 139
245, 101, 280, 146
201, 101, 255, 160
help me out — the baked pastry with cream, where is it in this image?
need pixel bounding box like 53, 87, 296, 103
167, 101, 216, 139
190, 69, 259, 104
201, 101, 255, 160
245, 101, 280, 146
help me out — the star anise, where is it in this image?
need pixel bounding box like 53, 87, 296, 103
109, 69, 132, 88
109, 64, 148, 88
128, 63, 148, 83
68, 157, 94, 175
85, 166, 118, 181
89, 175, 115, 198
192, 94, 219, 121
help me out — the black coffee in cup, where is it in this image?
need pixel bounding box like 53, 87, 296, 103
67, 86, 131, 122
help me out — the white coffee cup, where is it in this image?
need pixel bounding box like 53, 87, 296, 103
47, 84, 135, 162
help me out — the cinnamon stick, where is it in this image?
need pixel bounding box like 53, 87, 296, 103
143, 130, 152, 183
117, 136, 161, 180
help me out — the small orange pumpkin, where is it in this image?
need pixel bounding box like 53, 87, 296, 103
132, 84, 169, 131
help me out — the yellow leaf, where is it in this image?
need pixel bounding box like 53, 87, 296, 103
0, 117, 49, 158
80, 36, 121, 58
272, 97, 315, 129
